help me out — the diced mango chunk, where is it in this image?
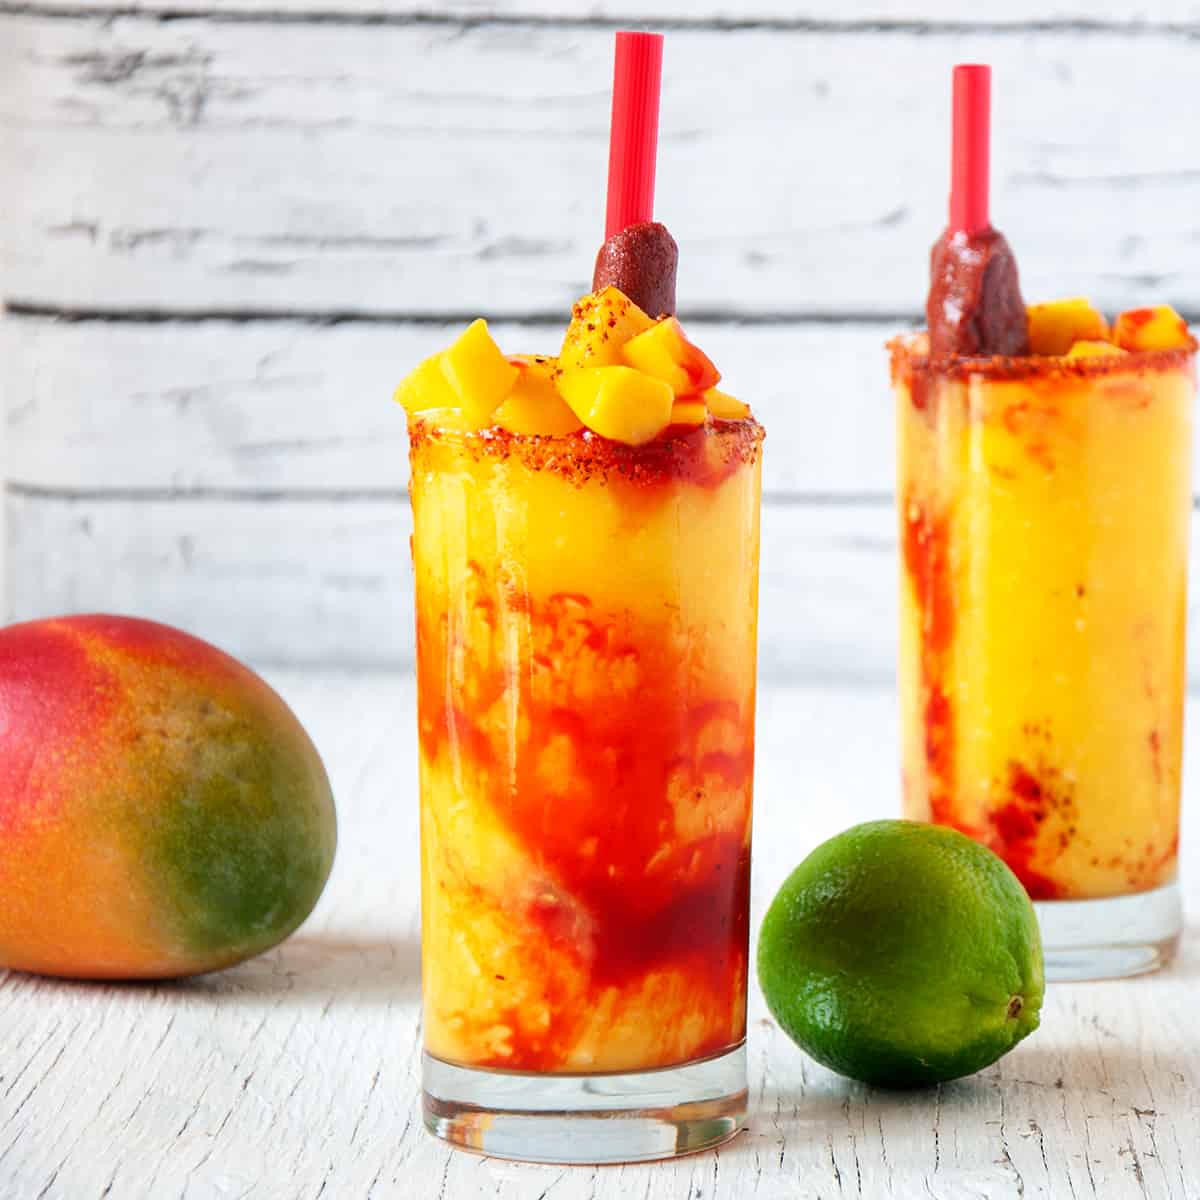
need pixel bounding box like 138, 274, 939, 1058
1066, 340, 1127, 359
560, 288, 655, 371
494, 356, 584, 436
1027, 298, 1109, 356
557, 366, 674, 446
440, 319, 519, 427
703, 387, 751, 419
394, 291, 740, 446
668, 398, 708, 427
394, 353, 459, 414
621, 318, 721, 397
1111, 305, 1192, 352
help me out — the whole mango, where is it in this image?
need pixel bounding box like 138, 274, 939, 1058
0, 615, 337, 979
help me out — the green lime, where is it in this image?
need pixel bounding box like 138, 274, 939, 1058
757, 819, 1043, 1087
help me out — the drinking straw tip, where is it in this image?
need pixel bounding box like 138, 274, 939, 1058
949, 63, 991, 235
604, 31, 665, 241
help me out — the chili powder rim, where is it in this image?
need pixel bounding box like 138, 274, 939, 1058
889, 331, 1198, 386
407, 413, 764, 489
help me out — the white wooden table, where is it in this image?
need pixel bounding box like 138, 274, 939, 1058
2, 673, 1197, 1199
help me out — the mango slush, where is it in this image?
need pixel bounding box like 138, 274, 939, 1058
408, 387, 763, 1073
893, 336, 1195, 900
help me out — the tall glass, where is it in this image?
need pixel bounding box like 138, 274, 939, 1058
410, 416, 763, 1162
892, 336, 1196, 979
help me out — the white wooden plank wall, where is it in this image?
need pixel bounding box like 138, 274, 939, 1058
2, 3, 1197, 672
11, 2, 1200, 24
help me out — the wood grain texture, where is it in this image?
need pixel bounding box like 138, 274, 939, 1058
0, 320, 10, 618
5, 316, 895, 496
17, 314, 1200, 500
1, 674, 1197, 1198
5, 495, 901, 679
6, 490, 413, 667
2, 17, 1198, 316
3, 4, 1199, 666
6, 0, 1198, 20
11, 493, 1200, 690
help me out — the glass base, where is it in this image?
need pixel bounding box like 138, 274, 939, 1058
1035, 880, 1182, 981
422, 1044, 748, 1164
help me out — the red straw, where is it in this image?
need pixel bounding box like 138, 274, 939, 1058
603, 31, 664, 240
949, 64, 990, 235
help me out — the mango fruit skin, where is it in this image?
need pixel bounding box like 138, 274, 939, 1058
0, 615, 337, 979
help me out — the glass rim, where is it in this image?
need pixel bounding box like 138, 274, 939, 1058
406, 412, 762, 442
407, 412, 764, 489
889, 330, 1198, 386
